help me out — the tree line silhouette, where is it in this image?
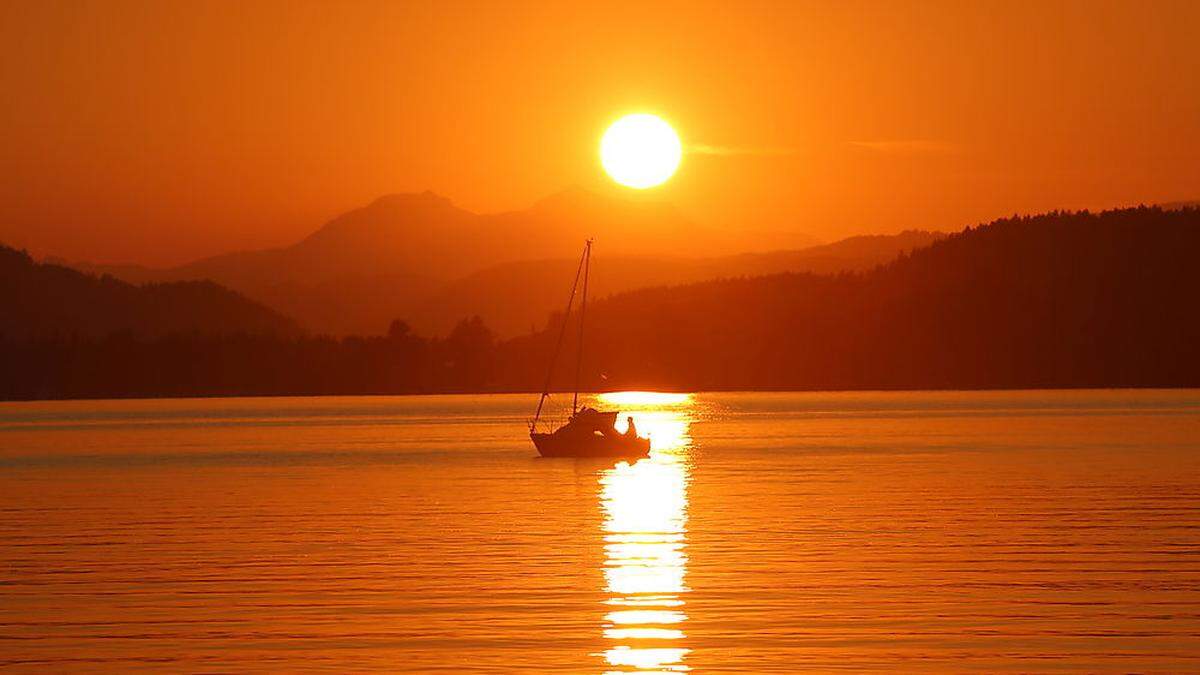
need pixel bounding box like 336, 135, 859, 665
2, 206, 1197, 399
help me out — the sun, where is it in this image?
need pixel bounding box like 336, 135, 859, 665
600, 114, 682, 189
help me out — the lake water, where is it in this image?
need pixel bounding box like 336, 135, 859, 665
1, 390, 1199, 672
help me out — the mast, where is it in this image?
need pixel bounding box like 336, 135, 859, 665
531, 242, 588, 432
572, 239, 592, 414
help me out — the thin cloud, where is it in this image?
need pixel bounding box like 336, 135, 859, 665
848, 139, 960, 154
689, 144, 798, 156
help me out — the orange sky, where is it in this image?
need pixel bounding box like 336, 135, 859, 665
2, 0, 1198, 265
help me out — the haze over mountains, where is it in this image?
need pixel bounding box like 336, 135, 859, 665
412, 230, 941, 336
59, 189, 934, 337
5, 205, 1196, 400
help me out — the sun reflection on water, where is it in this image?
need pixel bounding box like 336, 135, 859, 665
598, 391, 693, 407
595, 392, 694, 674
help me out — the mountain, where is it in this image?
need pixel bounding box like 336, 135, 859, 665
62, 189, 732, 335
410, 230, 943, 336
59, 190, 931, 336
499, 206, 1200, 391
8, 206, 1198, 399
96, 189, 711, 286
0, 244, 298, 340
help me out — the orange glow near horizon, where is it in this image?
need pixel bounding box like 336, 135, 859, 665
2, 2, 1197, 265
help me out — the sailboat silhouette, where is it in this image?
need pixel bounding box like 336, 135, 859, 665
529, 240, 651, 458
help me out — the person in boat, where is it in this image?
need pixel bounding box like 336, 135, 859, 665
624, 416, 638, 438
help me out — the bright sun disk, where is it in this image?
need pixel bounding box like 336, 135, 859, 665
600, 114, 682, 189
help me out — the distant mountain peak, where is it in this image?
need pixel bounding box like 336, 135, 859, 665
299, 190, 473, 250
363, 190, 459, 213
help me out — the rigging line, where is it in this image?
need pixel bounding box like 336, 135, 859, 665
531, 242, 588, 431
573, 239, 591, 414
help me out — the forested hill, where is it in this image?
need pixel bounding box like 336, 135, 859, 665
505, 206, 1200, 391
0, 244, 299, 340
3, 206, 1198, 399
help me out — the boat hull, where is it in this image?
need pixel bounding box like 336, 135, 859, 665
531, 431, 650, 458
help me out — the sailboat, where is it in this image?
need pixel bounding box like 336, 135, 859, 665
529, 240, 651, 458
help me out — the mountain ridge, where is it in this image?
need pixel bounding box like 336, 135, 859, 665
1, 244, 299, 340
6, 205, 1197, 399
39, 187, 864, 333
410, 230, 943, 336
49, 189, 925, 336
498, 205, 1200, 391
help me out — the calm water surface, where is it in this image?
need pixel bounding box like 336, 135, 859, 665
1, 390, 1199, 672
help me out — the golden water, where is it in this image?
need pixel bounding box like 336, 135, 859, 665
1, 390, 1198, 672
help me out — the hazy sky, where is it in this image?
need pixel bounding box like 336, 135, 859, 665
2, 0, 1198, 265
